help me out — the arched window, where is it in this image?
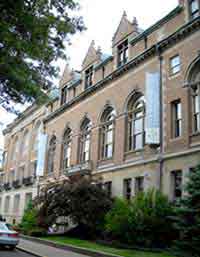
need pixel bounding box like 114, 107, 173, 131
11, 137, 18, 161
79, 118, 92, 163
47, 136, 56, 174
62, 128, 72, 170
21, 130, 29, 156
127, 95, 145, 151
100, 106, 116, 159
188, 59, 200, 133
32, 121, 42, 153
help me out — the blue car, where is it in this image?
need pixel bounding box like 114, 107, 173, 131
0, 222, 19, 250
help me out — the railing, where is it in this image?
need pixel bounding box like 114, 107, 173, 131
23, 176, 34, 186
12, 180, 21, 189
64, 161, 93, 176
4, 182, 11, 191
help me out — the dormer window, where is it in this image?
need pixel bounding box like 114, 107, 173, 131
61, 86, 68, 105
189, 0, 199, 19
85, 66, 93, 89
117, 39, 128, 67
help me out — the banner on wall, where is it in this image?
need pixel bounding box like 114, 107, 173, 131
145, 72, 160, 145
36, 133, 47, 177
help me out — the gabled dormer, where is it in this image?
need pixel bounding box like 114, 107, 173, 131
82, 41, 101, 89
112, 11, 140, 68
59, 65, 81, 105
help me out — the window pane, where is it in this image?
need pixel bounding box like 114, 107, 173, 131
107, 130, 113, 144
191, 0, 199, 12
177, 102, 182, 119
106, 144, 113, 158
134, 134, 143, 150
134, 118, 143, 134
194, 95, 199, 113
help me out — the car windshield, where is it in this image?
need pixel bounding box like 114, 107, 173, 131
6, 223, 14, 230
0, 222, 9, 231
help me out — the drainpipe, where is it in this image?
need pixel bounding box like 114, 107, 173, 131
157, 46, 164, 191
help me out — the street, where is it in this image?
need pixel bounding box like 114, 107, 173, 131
0, 248, 34, 257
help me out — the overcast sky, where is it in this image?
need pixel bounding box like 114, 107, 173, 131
0, 0, 178, 139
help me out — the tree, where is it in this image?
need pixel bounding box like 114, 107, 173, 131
0, 0, 84, 110
36, 177, 113, 237
174, 165, 200, 257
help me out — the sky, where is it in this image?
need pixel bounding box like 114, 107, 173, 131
0, 0, 178, 146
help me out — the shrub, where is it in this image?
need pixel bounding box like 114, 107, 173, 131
105, 189, 175, 248
20, 200, 46, 236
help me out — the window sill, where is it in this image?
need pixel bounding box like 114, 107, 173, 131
168, 71, 181, 79
125, 148, 144, 155
190, 131, 200, 137
169, 136, 183, 142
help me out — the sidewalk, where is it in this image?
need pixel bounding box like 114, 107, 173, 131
18, 238, 90, 257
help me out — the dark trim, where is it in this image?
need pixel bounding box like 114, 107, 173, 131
94, 56, 114, 71
130, 6, 183, 45
44, 17, 200, 124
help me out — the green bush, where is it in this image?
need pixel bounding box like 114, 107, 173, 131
20, 200, 46, 236
105, 189, 175, 248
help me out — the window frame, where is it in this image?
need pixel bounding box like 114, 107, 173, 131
191, 84, 200, 133
171, 170, 182, 202
189, 0, 200, 19
171, 100, 182, 138
127, 96, 145, 152
61, 86, 68, 105
47, 136, 56, 174
79, 119, 92, 163
85, 66, 93, 89
62, 129, 72, 170
135, 177, 144, 194
100, 107, 115, 160
123, 178, 132, 200
169, 55, 181, 75
117, 39, 128, 67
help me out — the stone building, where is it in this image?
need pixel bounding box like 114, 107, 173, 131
0, 0, 200, 222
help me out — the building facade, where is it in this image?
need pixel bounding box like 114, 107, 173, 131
0, 0, 200, 222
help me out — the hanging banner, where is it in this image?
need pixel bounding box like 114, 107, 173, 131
36, 133, 47, 177
145, 72, 160, 145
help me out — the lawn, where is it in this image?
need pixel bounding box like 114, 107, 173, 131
41, 236, 174, 257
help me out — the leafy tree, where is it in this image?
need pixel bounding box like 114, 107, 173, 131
105, 189, 175, 248
173, 165, 200, 257
36, 177, 113, 237
0, 0, 84, 110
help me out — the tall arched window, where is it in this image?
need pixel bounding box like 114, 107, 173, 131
32, 121, 41, 153
21, 130, 29, 156
11, 137, 18, 161
47, 136, 56, 174
127, 95, 145, 151
79, 118, 92, 163
62, 128, 72, 170
188, 59, 200, 133
100, 106, 116, 159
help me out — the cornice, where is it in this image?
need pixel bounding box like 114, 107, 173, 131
44, 16, 200, 124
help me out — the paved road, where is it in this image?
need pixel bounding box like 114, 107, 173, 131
19, 238, 91, 257
0, 248, 33, 257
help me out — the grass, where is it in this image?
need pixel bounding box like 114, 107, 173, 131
41, 236, 174, 257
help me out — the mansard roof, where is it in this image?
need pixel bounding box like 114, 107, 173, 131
82, 40, 101, 69
112, 11, 139, 46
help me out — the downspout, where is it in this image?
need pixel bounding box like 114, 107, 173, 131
157, 47, 164, 191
